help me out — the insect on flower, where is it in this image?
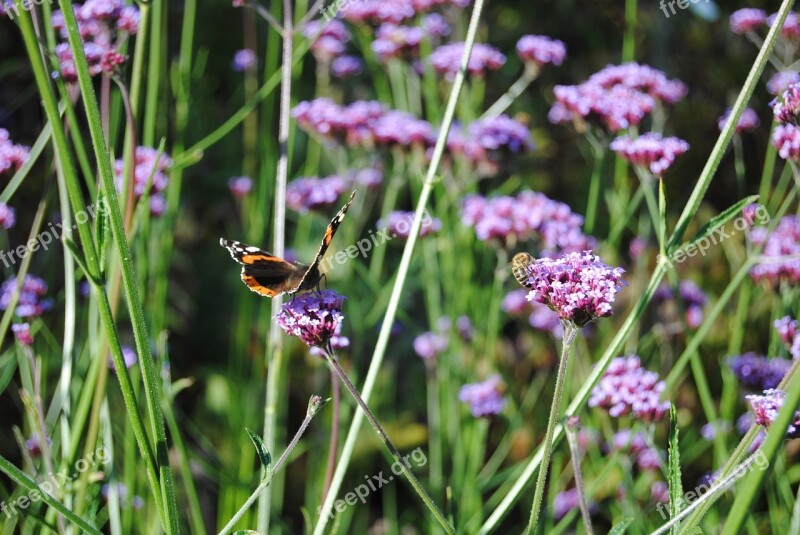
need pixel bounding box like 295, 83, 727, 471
510, 252, 535, 289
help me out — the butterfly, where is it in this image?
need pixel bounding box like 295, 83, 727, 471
220, 190, 356, 298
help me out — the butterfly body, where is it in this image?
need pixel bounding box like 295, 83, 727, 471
221, 190, 356, 298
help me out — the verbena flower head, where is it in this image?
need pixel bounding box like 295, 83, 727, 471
747, 389, 800, 437
553, 489, 598, 520
25, 434, 51, 457
523, 251, 624, 327
304, 20, 350, 62
772, 82, 800, 125
587, 62, 687, 103
718, 107, 760, 133
458, 375, 505, 417
293, 98, 387, 146
371, 110, 435, 147
654, 279, 707, 329
769, 12, 800, 39
460, 191, 595, 254
0, 275, 52, 318
12, 323, 33, 346
0, 203, 15, 230
515, 35, 566, 69
728, 352, 791, 390
0, 129, 30, 175
730, 8, 767, 34
275, 290, 346, 349
771, 124, 800, 160
372, 23, 427, 62
609, 133, 689, 176
775, 316, 800, 359
309, 322, 350, 357
413, 331, 448, 360
422, 13, 451, 37
466, 115, 533, 167
749, 215, 800, 284
331, 55, 363, 77
652, 481, 669, 504
228, 176, 253, 198
340, 0, 468, 25
232, 49, 257, 71
114, 146, 171, 216
378, 210, 441, 239
589, 355, 669, 421
502, 289, 563, 337
768, 72, 800, 96
287, 175, 351, 213
430, 42, 506, 79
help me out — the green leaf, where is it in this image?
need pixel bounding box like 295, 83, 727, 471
678, 195, 759, 255
63, 239, 102, 286
608, 517, 633, 535
233, 531, 263, 535
668, 404, 684, 534
247, 428, 272, 473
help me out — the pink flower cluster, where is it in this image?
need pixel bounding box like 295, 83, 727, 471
429, 43, 506, 79
340, 0, 469, 25
0, 275, 52, 319
0, 129, 29, 176
51, 0, 139, 81
747, 389, 800, 437
114, 147, 171, 216
749, 216, 800, 285
304, 20, 350, 62
523, 251, 625, 327
717, 107, 760, 134
501, 288, 563, 337
515, 35, 566, 69
609, 133, 689, 176
729, 8, 767, 34
775, 316, 800, 359
611, 429, 663, 471
458, 375, 505, 418
589, 355, 669, 421
275, 290, 346, 349
550, 63, 686, 132
378, 211, 442, 239
460, 191, 595, 254
286, 169, 380, 213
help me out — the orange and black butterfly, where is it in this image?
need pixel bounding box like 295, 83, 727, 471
220, 190, 356, 298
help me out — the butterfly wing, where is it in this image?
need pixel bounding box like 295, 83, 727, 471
220, 238, 306, 297
293, 190, 357, 293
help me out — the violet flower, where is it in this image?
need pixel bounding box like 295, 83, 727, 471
331, 55, 364, 78
718, 107, 760, 133
771, 124, 800, 160
0, 203, 15, 230
378, 210, 441, 239
772, 82, 800, 125
749, 215, 800, 284
303, 20, 350, 62
728, 353, 791, 390
12, 323, 33, 346
747, 389, 800, 437
515, 35, 566, 69
232, 49, 257, 71
609, 133, 689, 176
114, 146, 171, 216
0, 275, 52, 318
0, 129, 30, 175
413, 331, 448, 360
275, 290, 346, 349
430, 42, 506, 79
228, 176, 254, 198
589, 355, 669, 421
730, 8, 767, 34
768, 72, 800, 96
458, 375, 505, 417
286, 175, 351, 213
523, 251, 624, 327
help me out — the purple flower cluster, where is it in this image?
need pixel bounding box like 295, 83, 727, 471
515, 35, 566, 69
460, 191, 595, 254
729, 8, 767, 34
523, 251, 625, 327
286, 169, 378, 213
0, 275, 52, 318
378, 210, 442, 239
609, 133, 689, 176
275, 290, 346, 349
747, 389, 800, 437
589, 355, 669, 421
502, 289, 563, 337
304, 20, 350, 62
718, 107, 760, 134
728, 352, 791, 391
769, 12, 800, 39
444, 116, 534, 176
654, 279, 707, 329
340, 0, 469, 25
458, 375, 505, 417
228, 176, 253, 199
310, 322, 350, 357
768, 72, 800, 96
331, 55, 364, 78
550, 63, 686, 132
232, 49, 257, 71
772, 124, 800, 160
413, 331, 448, 360
372, 23, 427, 62
0, 129, 30, 176
0, 203, 15, 230
610, 430, 663, 470
12, 323, 33, 346
51, 0, 139, 81
114, 146, 171, 216
429, 43, 506, 79
772, 82, 800, 125
775, 316, 800, 359
749, 216, 800, 284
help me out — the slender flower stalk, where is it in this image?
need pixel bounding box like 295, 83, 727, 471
564, 416, 594, 535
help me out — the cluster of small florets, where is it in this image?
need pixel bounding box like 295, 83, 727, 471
460, 191, 595, 254
653, 279, 707, 329
728, 352, 791, 391
458, 374, 506, 418
718, 107, 760, 134
589, 355, 668, 421
768, 72, 800, 96
610, 429, 663, 471
275, 291, 346, 349
444, 116, 533, 176
729, 8, 767, 34
515, 35, 566, 70
770, 83, 800, 160
340, 0, 469, 25
429, 43, 506, 79
609, 133, 689, 176
502, 289, 564, 337
747, 389, 800, 437
331, 55, 364, 78
304, 20, 351, 62
114, 147, 172, 216
772, 83, 800, 125
550, 63, 685, 132
749, 215, 800, 284
51, 0, 139, 81
231, 49, 257, 71
286, 169, 380, 213
371, 15, 449, 62
523, 251, 625, 327
775, 316, 800, 359
0, 129, 30, 177
377, 211, 442, 239
0, 275, 52, 319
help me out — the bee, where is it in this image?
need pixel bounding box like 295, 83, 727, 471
511, 252, 535, 289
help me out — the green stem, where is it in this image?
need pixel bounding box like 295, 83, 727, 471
312, 0, 486, 530
524, 323, 578, 535
324, 351, 454, 534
